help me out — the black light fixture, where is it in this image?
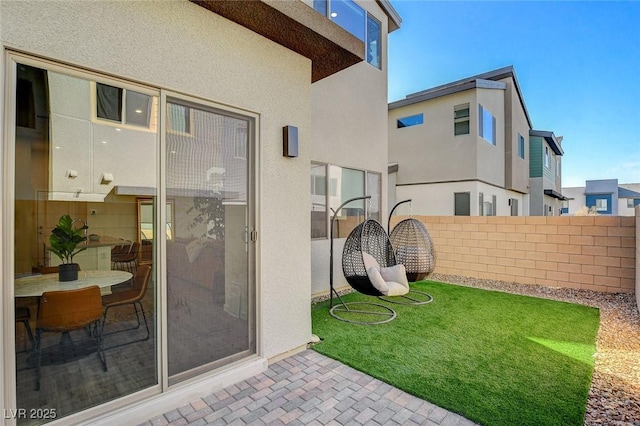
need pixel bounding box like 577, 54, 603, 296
283, 125, 298, 158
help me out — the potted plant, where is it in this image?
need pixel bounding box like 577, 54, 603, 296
49, 214, 88, 281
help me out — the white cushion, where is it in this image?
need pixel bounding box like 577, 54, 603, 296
362, 251, 380, 271
380, 264, 409, 289
366, 267, 389, 294
385, 280, 410, 296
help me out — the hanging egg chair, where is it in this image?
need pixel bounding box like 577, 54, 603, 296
389, 218, 436, 282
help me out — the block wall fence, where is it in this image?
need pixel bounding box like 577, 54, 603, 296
391, 210, 639, 297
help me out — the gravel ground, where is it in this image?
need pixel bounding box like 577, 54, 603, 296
429, 274, 640, 426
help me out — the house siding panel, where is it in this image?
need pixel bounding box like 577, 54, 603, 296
529, 136, 543, 178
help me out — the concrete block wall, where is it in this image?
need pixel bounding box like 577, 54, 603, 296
392, 214, 637, 294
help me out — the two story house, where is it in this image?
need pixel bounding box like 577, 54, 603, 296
388, 66, 533, 216
388, 66, 565, 217
563, 179, 640, 216
529, 130, 566, 216
0, 1, 400, 424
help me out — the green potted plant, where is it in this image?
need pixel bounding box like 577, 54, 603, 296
49, 214, 88, 281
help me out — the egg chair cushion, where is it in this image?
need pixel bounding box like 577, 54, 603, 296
366, 264, 409, 296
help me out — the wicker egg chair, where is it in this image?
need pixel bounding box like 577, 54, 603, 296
331, 218, 409, 324
389, 218, 436, 282
342, 219, 397, 295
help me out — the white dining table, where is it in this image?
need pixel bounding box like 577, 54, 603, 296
14, 270, 133, 297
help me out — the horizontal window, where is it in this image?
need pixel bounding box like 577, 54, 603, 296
96, 83, 152, 129
397, 113, 423, 128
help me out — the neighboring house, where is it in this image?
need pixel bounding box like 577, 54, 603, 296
529, 130, 567, 216
388, 66, 533, 216
0, 1, 400, 424
563, 179, 640, 216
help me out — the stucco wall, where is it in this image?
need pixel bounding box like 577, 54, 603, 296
389, 90, 478, 185
501, 76, 530, 193
310, 0, 391, 298
393, 181, 527, 218
1, 0, 312, 360
475, 87, 506, 188
398, 215, 637, 293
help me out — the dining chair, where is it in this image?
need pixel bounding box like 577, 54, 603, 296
102, 264, 151, 346
35, 285, 106, 390
15, 305, 35, 352
111, 242, 140, 273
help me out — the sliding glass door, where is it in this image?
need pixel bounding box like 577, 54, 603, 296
6, 55, 257, 424
12, 58, 159, 423
165, 98, 255, 383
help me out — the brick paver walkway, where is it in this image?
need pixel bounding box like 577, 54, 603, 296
141, 350, 478, 426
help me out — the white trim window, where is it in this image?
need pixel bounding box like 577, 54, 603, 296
518, 133, 525, 159
95, 81, 155, 130
454, 104, 470, 136
478, 104, 496, 145
544, 146, 550, 168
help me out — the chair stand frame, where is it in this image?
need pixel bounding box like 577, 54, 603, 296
329, 301, 396, 325
378, 289, 434, 305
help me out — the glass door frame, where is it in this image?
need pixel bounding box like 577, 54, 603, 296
160, 91, 259, 387
1, 50, 260, 424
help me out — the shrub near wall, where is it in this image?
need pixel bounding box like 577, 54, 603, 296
391, 215, 637, 293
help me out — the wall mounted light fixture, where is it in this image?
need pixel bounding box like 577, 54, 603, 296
283, 125, 298, 158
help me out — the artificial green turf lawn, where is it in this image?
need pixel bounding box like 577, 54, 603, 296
311, 281, 600, 426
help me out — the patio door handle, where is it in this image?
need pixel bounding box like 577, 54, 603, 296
250, 230, 257, 242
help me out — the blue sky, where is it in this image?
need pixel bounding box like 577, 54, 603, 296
387, 0, 640, 187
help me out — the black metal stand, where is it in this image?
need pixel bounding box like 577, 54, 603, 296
329, 196, 396, 325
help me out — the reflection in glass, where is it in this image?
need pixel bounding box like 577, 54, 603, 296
311, 163, 327, 238
330, 165, 365, 238
13, 63, 158, 424
366, 172, 381, 224
166, 99, 254, 383
330, 0, 365, 41
366, 14, 381, 69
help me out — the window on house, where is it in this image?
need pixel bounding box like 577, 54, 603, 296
556, 158, 561, 177
311, 163, 328, 239
313, 0, 327, 15
366, 14, 381, 69
397, 113, 423, 128
329, 0, 365, 41
544, 146, 550, 168
167, 103, 192, 134
454, 192, 470, 216
518, 133, 525, 159
454, 105, 470, 135
509, 198, 519, 216
235, 128, 247, 159
96, 82, 152, 128
310, 163, 381, 238
628, 198, 640, 208
479, 192, 497, 216
596, 198, 608, 212
478, 104, 496, 145
16, 78, 36, 128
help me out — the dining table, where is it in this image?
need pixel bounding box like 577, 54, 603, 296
14, 269, 133, 366
14, 269, 133, 297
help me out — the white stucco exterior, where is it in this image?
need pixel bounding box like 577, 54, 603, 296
309, 0, 393, 298
0, 1, 326, 423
